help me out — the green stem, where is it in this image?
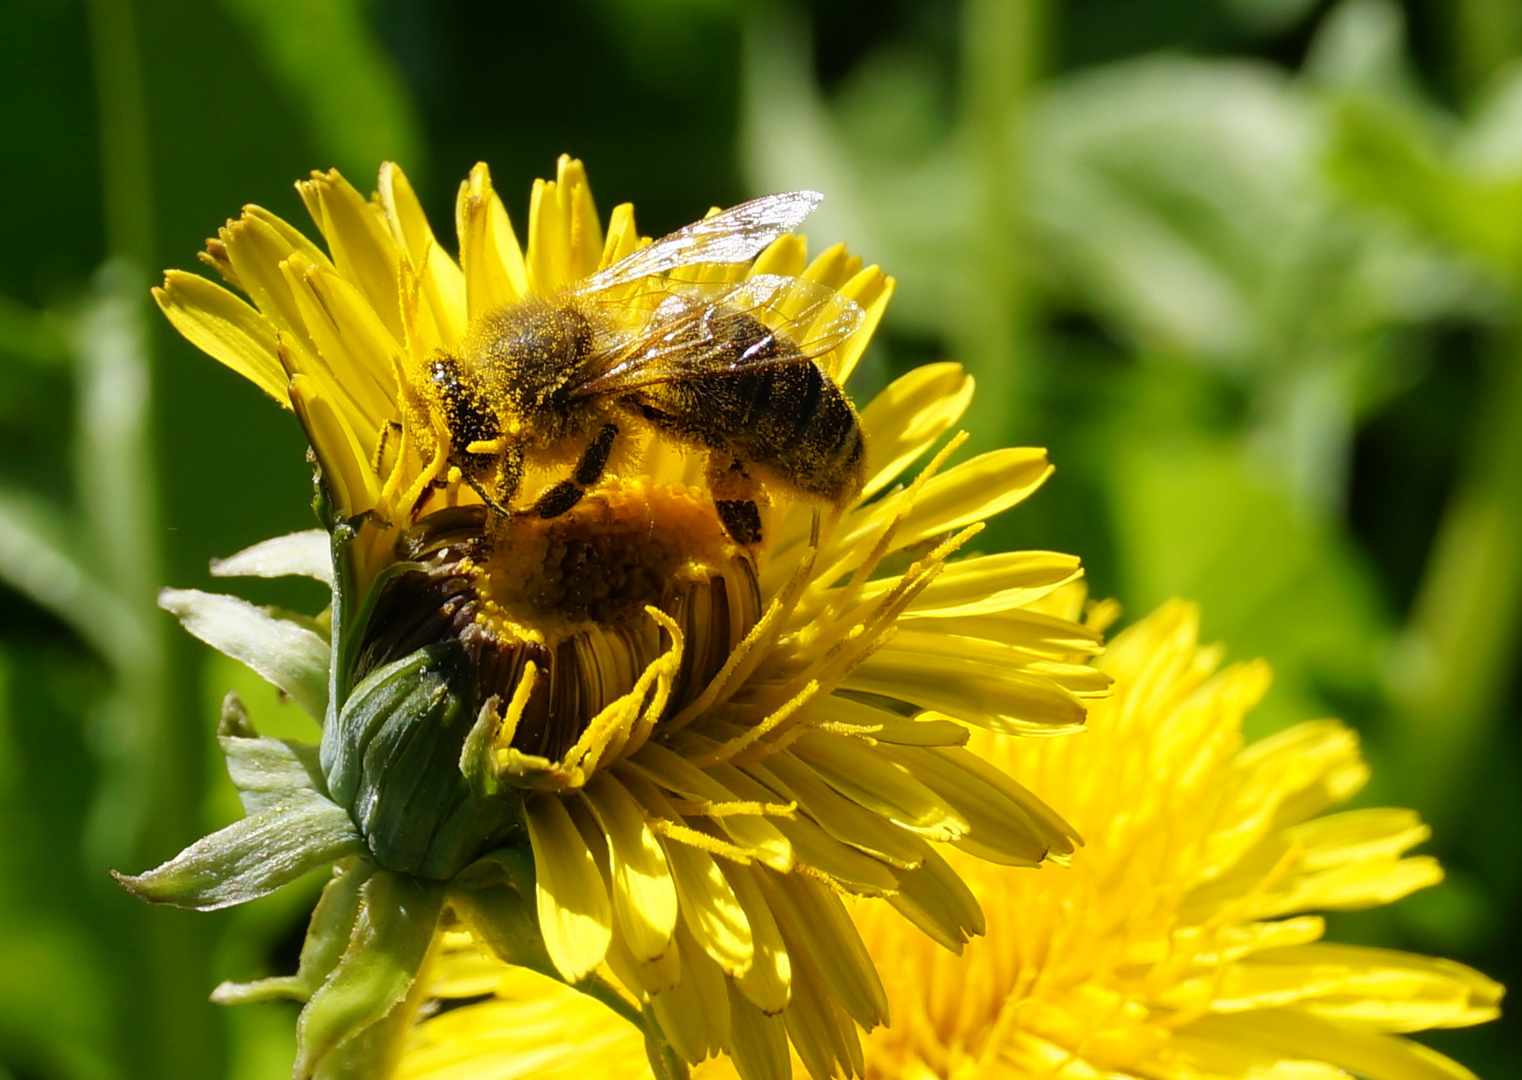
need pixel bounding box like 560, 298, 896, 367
84, 0, 154, 269
1454, 0, 1522, 104
82, 2, 213, 1078
956, 0, 1045, 451
636, 1001, 690, 1080
73, 265, 166, 860
1388, 316, 1522, 829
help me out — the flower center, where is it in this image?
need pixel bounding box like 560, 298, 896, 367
356, 478, 761, 772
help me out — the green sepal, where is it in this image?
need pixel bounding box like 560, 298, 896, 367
218, 690, 257, 738
212, 860, 375, 1005
449, 847, 550, 973
322, 641, 522, 879
159, 587, 330, 721
221, 732, 329, 815
460, 695, 504, 798
112, 791, 363, 910
323, 508, 422, 723
293, 869, 445, 1080
325, 513, 359, 725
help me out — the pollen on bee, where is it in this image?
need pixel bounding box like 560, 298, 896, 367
357, 476, 763, 771
474, 477, 745, 632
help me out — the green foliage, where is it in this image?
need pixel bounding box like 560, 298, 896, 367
0, 0, 1516, 1075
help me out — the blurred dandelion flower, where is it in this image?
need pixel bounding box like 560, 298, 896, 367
399, 599, 1502, 1080
122, 157, 1109, 1078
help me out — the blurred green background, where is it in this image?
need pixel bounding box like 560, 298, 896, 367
0, 0, 1517, 1076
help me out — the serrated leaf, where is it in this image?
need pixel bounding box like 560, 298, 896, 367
213, 861, 373, 1005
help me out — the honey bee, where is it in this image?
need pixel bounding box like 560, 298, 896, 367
425, 190, 866, 545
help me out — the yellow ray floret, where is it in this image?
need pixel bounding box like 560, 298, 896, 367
392, 601, 1501, 1080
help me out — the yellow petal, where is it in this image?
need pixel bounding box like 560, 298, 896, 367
650, 922, 731, 1064
297, 168, 404, 340
379, 161, 467, 348
1184, 1009, 1482, 1080
620, 770, 755, 978
526, 794, 613, 981
789, 729, 967, 841
856, 362, 973, 499
582, 773, 680, 963
154, 272, 288, 405
719, 862, 793, 1015
288, 373, 379, 518
457, 161, 529, 320
761, 873, 888, 1028
844, 647, 1088, 736
526, 155, 602, 295
281, 256, 397, 435
832, 265, 894, 384
834, 447, 1052, 558
751, 753, 928, 868
890, 550, 1084, 618
599, 202, 644, 269
725, 982, 790, 1080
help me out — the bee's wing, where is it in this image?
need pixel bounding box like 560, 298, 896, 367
573, 191, 823, 293
573, 274, 865, 396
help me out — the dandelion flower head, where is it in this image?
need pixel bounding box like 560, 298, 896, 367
143, 157, 1110, 1078
399, 599, 1502, 1080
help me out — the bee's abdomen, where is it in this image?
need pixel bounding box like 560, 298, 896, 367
736, 359, 863, 501
631, 340, 865, 503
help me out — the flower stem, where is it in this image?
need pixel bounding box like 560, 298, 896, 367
84, 0, 153, 269
82, 1, 215, 1076
956, 0, 1045, 451
1454, 0, 1522, 103
637, 1001, 691, 1080
1388, 315, 1522, 829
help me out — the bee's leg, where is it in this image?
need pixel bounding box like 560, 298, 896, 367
372, 420, 403, 474
494, 443, 525, 513
452, 443, 522, 517
532, 423, 619, 519
707, 455, 763, 545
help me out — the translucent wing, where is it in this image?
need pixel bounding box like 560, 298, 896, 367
573, 191, 823, 293
572, 273, 865, 397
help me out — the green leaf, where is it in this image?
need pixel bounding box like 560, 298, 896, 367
160, 587, 330, 720
1105, 421, 1390, 735
0, 487, 143, 669
112, 791, 362, 910
293, 870, 444, 1080
0, 295, 70, 365
449, 850, 549, 974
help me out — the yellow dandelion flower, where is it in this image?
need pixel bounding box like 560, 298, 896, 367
853, 597, 1502, 1079
124, 157, 1109, 1079
397, 599, 1501, 1080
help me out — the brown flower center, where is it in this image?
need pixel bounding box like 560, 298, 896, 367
356, 479, 761, 771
